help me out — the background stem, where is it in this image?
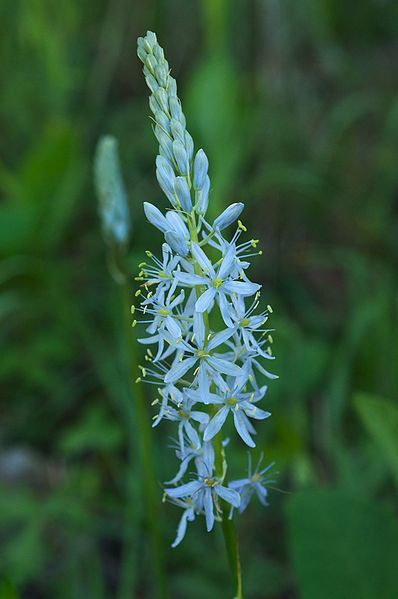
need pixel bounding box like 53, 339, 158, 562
117, 258, 168, 599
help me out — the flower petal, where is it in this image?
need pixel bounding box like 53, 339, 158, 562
233, 410, 256, 447
223, 281, 261, 296
203, 407, 229, 441
164, 356, 196, 384
191, 243, 215, 276
165, 480, 202, 498
207, 356, 242, 377
207, 327, 236, 351
175, 272, 207, 286
165, 315, 182, 339
204, 488, 215, 531
218, 245, 236, 279
195, 287, 216, 313
215, 485, 241, 508
171, 508, 194, 548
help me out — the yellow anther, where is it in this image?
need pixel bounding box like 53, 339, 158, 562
251, 239, 259, 247
138, 262, 147, 268
135, 377, 142, 383
145, 250, 153, 257
267, 304, 273, 313
238, 220, 247, 232
130, 305, 135, 314
135, 289, 142, 297
268, 334, 273, 344
131, 320, 137, 328
267, 347, 273, 356
151, 399, 159, 406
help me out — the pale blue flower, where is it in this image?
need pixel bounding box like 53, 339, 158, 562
136, 30, 277, 546
229, 455, 275, 514
164, 396, 209, 451
202, 370, 271, 448
166, 475, 240, 532
175, 243, 261, 326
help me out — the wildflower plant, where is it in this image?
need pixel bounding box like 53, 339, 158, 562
135, 31, 277, 597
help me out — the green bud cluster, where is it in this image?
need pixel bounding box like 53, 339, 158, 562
137, 31, 194, 182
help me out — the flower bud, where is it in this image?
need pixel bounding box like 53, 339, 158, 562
170, 118, 185, 143
155, 63, 169, 87
153, 44, 163, 62
193, 149, 209, 190
169, 96, 182, 120
213, 202, 244, 231
143, 202, 169, 233
195, 175, 210, 215
168, 78, 177, 97
155, 110, 170, 133
174, 177, 192, 212
137, 43, 147, 63
165, 210, 189, 240
145, 54, 158, 74
156, 155, 176, 200
94, 136, 130, 245
145, 30, 157, 48
184, 131, 194, 162
164, 229, 189, 257
155, 88, 169, 114
145, 74, 158, 94
173, 140, 188, 176
156, 127, 175, 163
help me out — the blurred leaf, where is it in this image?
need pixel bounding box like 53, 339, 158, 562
186, 55, 243, 218
287, 489, 398, 599
0, 579, 20, 599
58, 404, 123, 456
354, 393, 398, 485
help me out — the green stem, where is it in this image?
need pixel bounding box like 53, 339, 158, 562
188, 216, 244, 599
117, 255, 168, 599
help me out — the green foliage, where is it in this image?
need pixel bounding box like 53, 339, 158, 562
355, 393, 398, 485
287, 489, 398, 599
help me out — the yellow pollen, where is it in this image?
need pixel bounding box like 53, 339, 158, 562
213, 278, 223, 289
226, 396, 238, 407
204, 478, 218, 487
238, 220, 247, 232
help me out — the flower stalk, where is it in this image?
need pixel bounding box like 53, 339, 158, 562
135, 31, 277, 598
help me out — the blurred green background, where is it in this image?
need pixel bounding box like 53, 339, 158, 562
1, 0, 398, 597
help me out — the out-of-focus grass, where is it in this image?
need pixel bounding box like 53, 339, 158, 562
1, 0, 398, 597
